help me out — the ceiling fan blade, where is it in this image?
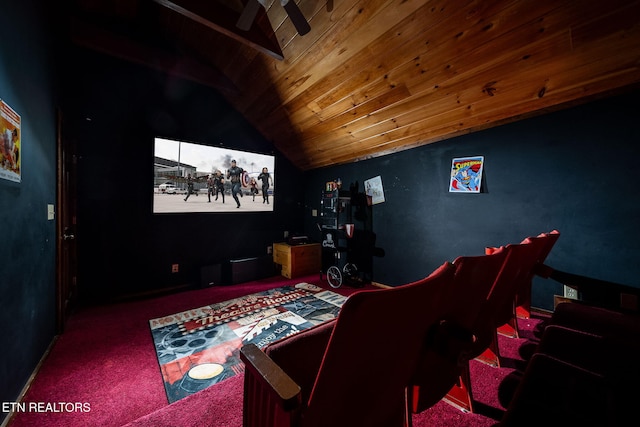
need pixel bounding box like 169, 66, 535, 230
236, 0, 263, 31
282, 0, 311, 35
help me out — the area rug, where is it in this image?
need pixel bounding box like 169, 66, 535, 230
149, 283, 347, 403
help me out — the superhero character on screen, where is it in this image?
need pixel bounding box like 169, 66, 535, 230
226, 160, 244, 208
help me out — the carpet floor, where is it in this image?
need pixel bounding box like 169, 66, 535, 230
7, 274, 545, 427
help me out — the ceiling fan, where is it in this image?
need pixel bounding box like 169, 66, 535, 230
236, 0, 311, 36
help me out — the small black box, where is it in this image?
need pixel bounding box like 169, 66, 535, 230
228, 256, 275, 285
200, 264, 222, 287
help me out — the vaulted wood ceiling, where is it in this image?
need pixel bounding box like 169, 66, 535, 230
64, 0, 640, 170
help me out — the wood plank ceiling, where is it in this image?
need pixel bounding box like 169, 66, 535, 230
64, 0, 640, 171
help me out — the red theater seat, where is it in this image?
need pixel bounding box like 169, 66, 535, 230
240, 261, 465, 427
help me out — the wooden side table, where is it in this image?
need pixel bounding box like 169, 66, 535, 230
273, 242, 321, 279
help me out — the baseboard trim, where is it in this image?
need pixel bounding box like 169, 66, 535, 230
1, 336, 58, 427
371, 281, 392, 289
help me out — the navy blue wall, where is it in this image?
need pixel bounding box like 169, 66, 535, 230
2, 1, 640, 420
62, 47, 305, 302
0, 0, 58, 420
303, 91, 640, 311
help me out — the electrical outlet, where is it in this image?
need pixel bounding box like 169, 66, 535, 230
563, 285, 577, 300
172, 264, 179, 273
267, 245, 273, 254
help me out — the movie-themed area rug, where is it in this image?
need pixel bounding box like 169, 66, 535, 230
149, 283, 347, 403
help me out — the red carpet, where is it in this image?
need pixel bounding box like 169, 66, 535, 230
7, 274, 544, 427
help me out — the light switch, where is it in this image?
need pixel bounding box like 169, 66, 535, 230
47, 204, 55, 220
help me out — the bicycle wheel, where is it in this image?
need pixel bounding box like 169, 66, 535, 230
326, 265, 343, 288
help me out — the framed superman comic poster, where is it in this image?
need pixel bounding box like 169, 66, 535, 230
449, 156, 483, 193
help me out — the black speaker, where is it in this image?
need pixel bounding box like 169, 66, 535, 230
228, 256, 274, 285
200, 264, 222, 287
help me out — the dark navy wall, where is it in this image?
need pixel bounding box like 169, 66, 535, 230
63, 47, 305, 302
303, 91, 640, 311
0, 0, 58, 420
2, 2, 640, 419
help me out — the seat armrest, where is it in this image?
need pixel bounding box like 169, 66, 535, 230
240, 343, 302, 412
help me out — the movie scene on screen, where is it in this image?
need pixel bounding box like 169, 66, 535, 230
153, 137, 275, 213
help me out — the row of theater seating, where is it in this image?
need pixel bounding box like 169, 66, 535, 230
239, 229, 635, 427
501, 301, 640, 426
414, 230, 560, 413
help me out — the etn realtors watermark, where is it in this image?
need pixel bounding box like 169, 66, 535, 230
2, 401, 91, 413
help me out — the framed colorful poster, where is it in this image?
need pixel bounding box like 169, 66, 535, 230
0, 99, 21, 183
449, 156, 484, 193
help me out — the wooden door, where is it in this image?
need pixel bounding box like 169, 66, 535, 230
56, 109, 78, 333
